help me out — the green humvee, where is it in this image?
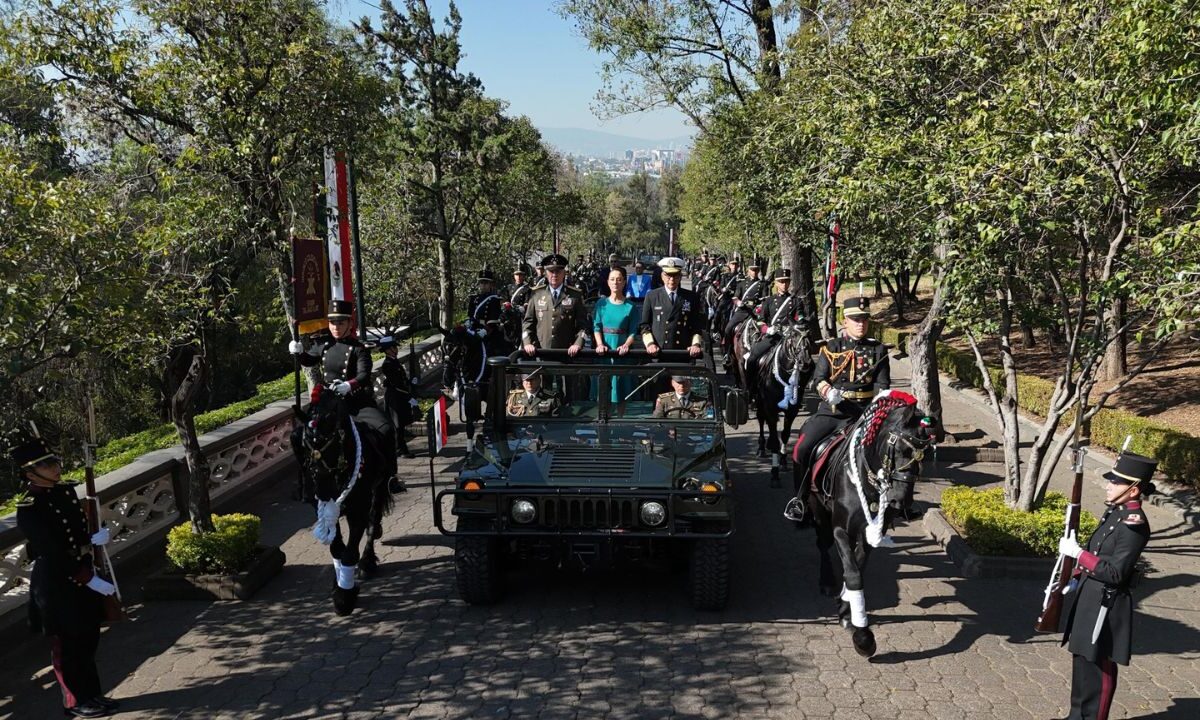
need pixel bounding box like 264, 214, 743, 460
434, 349, 746, 610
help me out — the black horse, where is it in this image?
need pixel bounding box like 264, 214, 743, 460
792, 390, 934, 657
296, 391, 394, 615
749, 324, 814, 487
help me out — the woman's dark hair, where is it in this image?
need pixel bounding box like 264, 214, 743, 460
608, 266, 628, 280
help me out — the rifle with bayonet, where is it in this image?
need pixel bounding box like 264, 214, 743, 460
1034, 398, 1088, 633
83, 395, 125, 623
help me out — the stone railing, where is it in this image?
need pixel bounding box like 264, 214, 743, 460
0, 336, 444, 626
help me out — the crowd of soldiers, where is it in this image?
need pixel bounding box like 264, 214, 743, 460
7, 247, 1162, 720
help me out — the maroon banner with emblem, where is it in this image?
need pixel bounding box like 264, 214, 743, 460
292, 236, 328, 336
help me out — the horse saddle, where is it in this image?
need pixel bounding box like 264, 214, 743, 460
794, 424, 852, 493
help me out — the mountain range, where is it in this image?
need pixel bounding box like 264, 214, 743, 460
537, 127, 695, 159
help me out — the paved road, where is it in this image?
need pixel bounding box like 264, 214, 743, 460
2, 356, 1198, 719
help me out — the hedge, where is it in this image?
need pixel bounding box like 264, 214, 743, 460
166, 513, 261, 574
941, 486, 1100, 557
879, 327, 1200, 486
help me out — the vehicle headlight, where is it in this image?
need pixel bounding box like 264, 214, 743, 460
640, 500, 667, 527
511, 498, 537, 524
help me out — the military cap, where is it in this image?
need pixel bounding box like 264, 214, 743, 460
513, 267, 528, 277
328, 300, 355, 318
540, 254, 568, 270
843, 296, 871, 318
10, 436, 58, 468
378, 335, 397, 351
749, 257, 764, 270
671, 374, 693, 383
727, 256, 741, 266
478, 268, 497, 282
658, 257, 686, 274
1104, 452, 1158, 494
773, 268, 791, 281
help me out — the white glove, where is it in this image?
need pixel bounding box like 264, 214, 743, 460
332, 381, 353, 396
826, 387, 844, 406
288, 340, 304, 355
86, 575, 116, 596
1059, 531, 1083, 559
474, 327, 487, 339
409, 398, 420, 408
766, 326, 778, 336
90, 527, 111, 546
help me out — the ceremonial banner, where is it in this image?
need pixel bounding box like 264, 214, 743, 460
826, 220, 840, 301
426, 395, 451, 456
292, 236, 328, 336
323, 148, 355, 304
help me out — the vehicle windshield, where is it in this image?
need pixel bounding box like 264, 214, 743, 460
502, 364, 717, 423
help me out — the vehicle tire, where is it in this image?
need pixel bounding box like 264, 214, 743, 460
688, 526, 730, 611
455, 518, 504, 605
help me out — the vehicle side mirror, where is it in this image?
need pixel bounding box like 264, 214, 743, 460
722, 388, 748, 428
463, 385, 483, 423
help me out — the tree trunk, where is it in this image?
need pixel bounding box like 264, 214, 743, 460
1018, 376, 1070, 512
908, 270, 946, 433
1021, 319, 1036, 348
997, 281, 1022, 508
776, 223, 820, 339
874, 268, 883, 298
169, 349, 214, 534
1101, 295, 1127, 381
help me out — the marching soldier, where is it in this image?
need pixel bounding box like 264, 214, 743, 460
785, 295, 889, 524
13, 436, 119, 718
652, 375, 710, 418
1057, 452, 1157, 720
745, 269, 805, 389
290, 301, 395, 476
505, 371, 564, 417
640, 257, 704, 358
521, 254, 589, 356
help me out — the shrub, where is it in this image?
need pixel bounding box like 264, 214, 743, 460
166, 513, 262, 574
941, 486, 1099, 557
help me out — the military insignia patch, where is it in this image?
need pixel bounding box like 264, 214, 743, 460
1124, 514, 1144, 524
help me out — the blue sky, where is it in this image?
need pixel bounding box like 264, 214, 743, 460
331, 0, 694, 139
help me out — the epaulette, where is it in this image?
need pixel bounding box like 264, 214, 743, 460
1123, 512, 1146, 525
657, 391, 673, 401
15, 493, 34, 508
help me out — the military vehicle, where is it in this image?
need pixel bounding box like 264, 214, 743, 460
434, 349, 747, 610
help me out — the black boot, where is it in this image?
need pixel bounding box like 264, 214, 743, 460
64, 701, 109, 718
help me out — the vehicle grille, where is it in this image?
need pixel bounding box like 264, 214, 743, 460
538, 496, 639, 529
548, 446, 636, 482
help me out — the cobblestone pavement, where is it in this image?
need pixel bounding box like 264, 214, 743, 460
2, 358, 1198, 719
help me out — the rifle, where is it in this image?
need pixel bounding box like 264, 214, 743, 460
83, 395, 125, 623
1034, 398, 1089, 633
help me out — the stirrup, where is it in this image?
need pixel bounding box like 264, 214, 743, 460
782, 497, 806, 522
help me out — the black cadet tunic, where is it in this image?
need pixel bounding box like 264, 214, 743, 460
16, 484, 104, 636
812, 335, 891, 419
1062, 501, 1150, 665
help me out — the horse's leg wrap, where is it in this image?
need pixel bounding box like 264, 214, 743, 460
333, 558, 356, 590
840, 584, 868, 628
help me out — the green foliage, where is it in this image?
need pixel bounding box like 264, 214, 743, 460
942, 486, 1099, 557
166, 513, 261, 574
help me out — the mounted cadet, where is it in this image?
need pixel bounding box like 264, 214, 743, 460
505, 370, 564, 417
640, 257, 704, 358
723, 257, 766, 362
290, 301, 396, 483
652, 375, 710, 418
13, 436, 120, 718
784, 295, 889, 524
745, 269, 804, 389
505, 267, 532, 310
466, 268, 509, 354
521, 254, 588, 357
1056, 452, 1156, 720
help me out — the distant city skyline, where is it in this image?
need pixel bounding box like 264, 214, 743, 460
333, 0, 696, 140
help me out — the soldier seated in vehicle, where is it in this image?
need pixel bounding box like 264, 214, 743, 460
652, 375, 712, 418
506, 371, 564, 418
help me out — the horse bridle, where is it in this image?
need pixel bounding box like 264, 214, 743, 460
880, 430, 929, 479
303, 418, 348, 478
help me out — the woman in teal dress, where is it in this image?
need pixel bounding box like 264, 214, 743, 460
593, 266, 637, 409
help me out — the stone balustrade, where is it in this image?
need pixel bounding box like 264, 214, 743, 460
0, 337, 444, 627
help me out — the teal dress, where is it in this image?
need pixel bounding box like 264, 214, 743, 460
592, 296, 636, 403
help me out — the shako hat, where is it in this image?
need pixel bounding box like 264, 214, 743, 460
1104, 451, 1158, 494
328, 300, 355, 319
478, 268, 497, 282
772, 268, 791, 281
748, 257, 763, 270
10, 436, 58, 468
843, 296, 871, 318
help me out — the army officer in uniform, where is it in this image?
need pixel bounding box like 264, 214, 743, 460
13, 436, 119, 718
506, 371, 564, 417
1057, 452, 1157, 720
521, 254, 588, 357
640, 257, 704, 358
652, 375, 710, 418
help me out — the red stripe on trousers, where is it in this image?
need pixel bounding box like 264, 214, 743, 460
1097, 656, 1118, 720
49, 635, 77, 709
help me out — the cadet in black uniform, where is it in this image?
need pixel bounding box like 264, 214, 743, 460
290, 301, 395, 478
745, 269, 804, 390
1057, 452, 1157, 720
785, 296, 889, 523
640, 257, 704, 358
466, 269, 510, 355
13, 436, 119, 718
723, 257, 766, 357
505, 268, 532, 310
378, 335, 417, 460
